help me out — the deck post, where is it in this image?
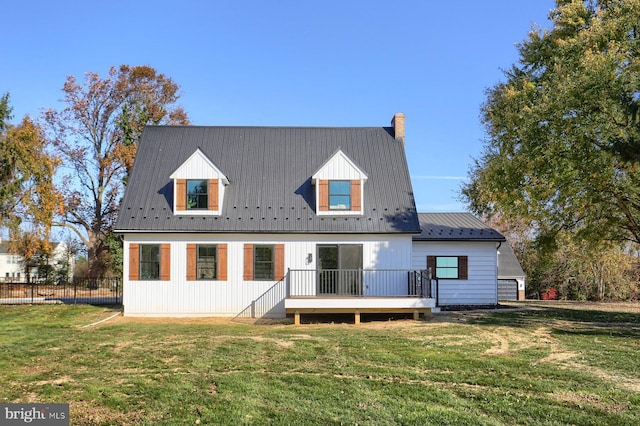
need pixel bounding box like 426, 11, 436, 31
354, 310, 360, 325
413, 310, 420, 320
294, 310, 300, 326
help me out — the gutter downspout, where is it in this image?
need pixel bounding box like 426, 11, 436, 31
496, 242, 502, 305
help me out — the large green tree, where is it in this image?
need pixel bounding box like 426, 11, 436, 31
463, 0, 640, 246
44, 65, 189, 277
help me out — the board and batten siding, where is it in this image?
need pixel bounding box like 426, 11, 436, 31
411, 241, 499, 305
123, 233, 413, 318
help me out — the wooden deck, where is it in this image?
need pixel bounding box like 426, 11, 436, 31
285, 296, 438, 325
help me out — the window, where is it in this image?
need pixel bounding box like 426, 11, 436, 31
436, 257, 459, 279
140, 245, 160, 280
329, 180, 351, 210
254, 245, 274, 280
130, 243, 170, 281
427, 256, 468, 280
187, 243, 226, 281
187, 179, 208, 209
197, 245, 217, 279
243, 244, 283, 281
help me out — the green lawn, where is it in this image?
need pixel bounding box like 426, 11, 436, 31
1, 303, 639, 425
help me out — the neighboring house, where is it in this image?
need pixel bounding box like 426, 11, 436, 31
115, 114, 505, 320
0, 240, 72, 283
497, 243, 526, 301
412, 213, 506, 306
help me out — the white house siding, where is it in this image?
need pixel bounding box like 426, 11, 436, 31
313, 150, 366, 181
0, 253, 23, 280
411, 241, 499, 306
123, 233, 413, 318
0, 242, 71, 282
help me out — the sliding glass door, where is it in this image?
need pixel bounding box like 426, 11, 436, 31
317, 245, 363, 296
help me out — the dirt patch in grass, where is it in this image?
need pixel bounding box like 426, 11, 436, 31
504, 300, 640, 314
98, 315, 292, 327
71, 400, 150, 425
552, 391, 630, 412
33, 376, 75, 387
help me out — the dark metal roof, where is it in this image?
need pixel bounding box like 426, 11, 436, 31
498, 243, 526, 279
413, 213, 506, 242
115, 125, 420, 233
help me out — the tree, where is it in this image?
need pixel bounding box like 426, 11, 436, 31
463, 0, 640, 246
0, 94, 63, 279
44, 65, 189, 277
10, 230, 52, 284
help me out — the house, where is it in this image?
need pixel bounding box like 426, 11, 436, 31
0, 240, 72, 283
497, 243, 526, 301
115, 114, 505, 321
412, 213, 506, 306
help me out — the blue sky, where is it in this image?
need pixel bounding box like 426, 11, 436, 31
2, 0, 555, 213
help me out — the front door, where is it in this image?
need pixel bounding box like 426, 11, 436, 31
317, 245, 363, 295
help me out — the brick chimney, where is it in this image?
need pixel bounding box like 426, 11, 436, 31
391, 113, 405, 145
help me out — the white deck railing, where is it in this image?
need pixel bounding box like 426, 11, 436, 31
288, 269, 432, 298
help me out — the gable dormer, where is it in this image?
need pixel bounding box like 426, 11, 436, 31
169, 148, 229, 215
311, 149, 368, 215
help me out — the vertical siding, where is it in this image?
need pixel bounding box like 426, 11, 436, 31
123, 233, 413, 317
314, 152, 365, 180
412, 241, 498, 305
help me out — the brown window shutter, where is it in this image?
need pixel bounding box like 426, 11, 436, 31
243, 244, 253, 280
427, 256, 435, 278
176, 179, 186, 210
351, 180, 361, 211
274, 244, 285, 281
218, 244, 228, 280
160, 243, 171, 281
208, 179, 219, 210
459, 256, 468, 280
186, 244, 196, 280
319, 180, 329, 211
129, 243, 139, 281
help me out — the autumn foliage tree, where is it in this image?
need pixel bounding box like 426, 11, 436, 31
0, 93, 63, 280
44, 65, 189, 277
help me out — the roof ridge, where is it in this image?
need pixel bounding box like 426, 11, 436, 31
144, 124, 390, 130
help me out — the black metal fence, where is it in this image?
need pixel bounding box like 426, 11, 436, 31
0, 278, 122, 305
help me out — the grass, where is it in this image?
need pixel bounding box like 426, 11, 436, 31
0, 303, 639, 425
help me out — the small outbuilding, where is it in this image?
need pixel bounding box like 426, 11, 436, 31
497, 243, 526, 301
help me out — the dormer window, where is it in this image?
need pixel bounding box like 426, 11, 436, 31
169, 148, 229, 216
329, 181, 351, 210
187, 180, 208, 209
312, 149, 367, 216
